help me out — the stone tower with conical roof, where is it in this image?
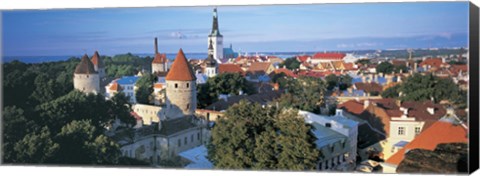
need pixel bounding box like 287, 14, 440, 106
91, 51, 105, 79
152, 37, 168, 74
208, 8, 223, 64
74, 54, 100, 94
165, 49, 197, 119
204, 39, 218, 78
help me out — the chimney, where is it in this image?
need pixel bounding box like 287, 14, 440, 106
335, 109, 343, 116
395, 99, 401, 107
364, 100, 370, 109
427, 107, 435, 115
446, 107, 455, 116
154, 37, 158, 54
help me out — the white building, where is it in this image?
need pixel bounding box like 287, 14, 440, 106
106, 76, 139, 104
299, 109, 359, 171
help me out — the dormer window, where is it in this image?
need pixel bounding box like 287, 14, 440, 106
326, 123, 332, 128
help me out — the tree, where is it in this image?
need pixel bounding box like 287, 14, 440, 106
376, 62, 394, 74
338, 75, 353, 91
135, 73, 157, 104
394, 65, 408, 73
275, 110, 320, 170
381, 73, 465, 108
2, 106, 38, 162
325, 74, 338, 91
279, 57, 300, 70
270, 72, 289, 89
324, 74, 352, 91
37, 90, 134, 134
53, 120, 120, 164
276, 76, 327, 113
197, 73, 257, 108
14, 127, 59, 163
208, 100, 320, 170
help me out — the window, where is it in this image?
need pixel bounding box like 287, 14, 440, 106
398, 127, 405, 135
186, 104, 190, 110
326, 123, 332, 128
197, 133, 200, 140
178, 139, 181, 147
175, 83, 178, 88
415, 127, 421, 135
184, 137, 187, 145
186, 83, 189, 88
191, 135, 194, 142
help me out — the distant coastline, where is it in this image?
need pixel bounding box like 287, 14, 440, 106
1, 47, 466, 64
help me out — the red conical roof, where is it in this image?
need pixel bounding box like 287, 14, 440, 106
166, 49, 196, 81
75, 54, 97, 74
91, 51, 104, 67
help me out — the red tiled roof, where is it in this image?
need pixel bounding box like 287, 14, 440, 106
75, 54, 97, 74
273, 68, 297, 78
109, 82, 122, 91
130, 112, 142, 120
248, 62, 272, 73
344, 62, 355, 70
391, 59, 406, 66
165, 49, 196, 81
419, 58, 443, 68
312, 52, 346, 60
338, 100, 365, 115
219, 64, 245, 75
354, 82, 383, 93
450, 64, 468, 73
297, 55, 310, 62
153, 53, 167, 64
91, 51, 104, 67
154, 83, 163, 89
386, 121, 468, 165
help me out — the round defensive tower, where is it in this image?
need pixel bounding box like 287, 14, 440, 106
165, 49, 197, 119
91, 51, 105, 79
74, 54, 100, 94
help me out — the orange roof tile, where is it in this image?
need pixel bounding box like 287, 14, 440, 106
419, 58, 443, 68
296, 55, 310, 62
153, 53, 167, 64
248, 62, 272, 73
90, 51, 104, 67
154, 83, 163, 89
386, 121, 468, 165
338, 100, 365, 115
273, 68, 297, 78
312, 52, 346, 60
219, 64, 245, 75
109, 82, 122, 91
165, 49, 196, 81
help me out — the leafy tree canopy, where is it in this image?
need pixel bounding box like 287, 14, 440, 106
276, 76, 327, 113
279, 57, 301, 70
197, 73, 257, 108
208, 100, 319, 170
135, 73, 157, 104
381, 73, 466, 108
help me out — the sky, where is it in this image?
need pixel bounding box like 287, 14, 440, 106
1, 2, 470, 56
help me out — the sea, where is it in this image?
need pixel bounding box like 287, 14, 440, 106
2, 50, 379, 64
1, 52, 320, 64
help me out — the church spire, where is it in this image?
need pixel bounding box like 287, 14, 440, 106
210, 8, 222, 37
208, 39, 214, 55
